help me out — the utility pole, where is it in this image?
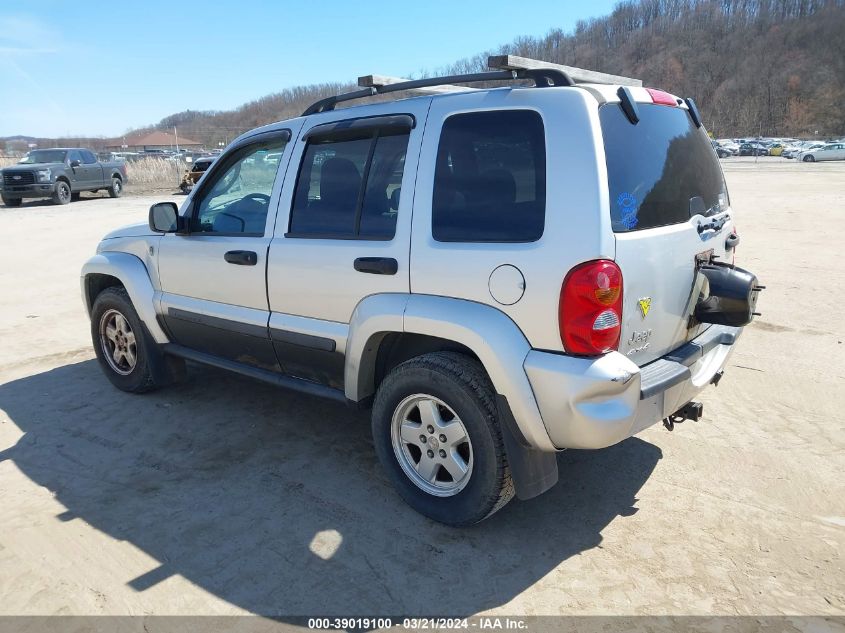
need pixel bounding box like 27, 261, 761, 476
174, 127, 180, 153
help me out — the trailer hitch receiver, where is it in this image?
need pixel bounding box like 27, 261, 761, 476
663, 401, 704, 431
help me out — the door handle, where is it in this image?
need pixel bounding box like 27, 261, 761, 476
354, 257, 398, 275
224, 250, 258, 266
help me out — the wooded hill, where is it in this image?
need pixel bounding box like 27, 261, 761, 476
119, 0, 845, 145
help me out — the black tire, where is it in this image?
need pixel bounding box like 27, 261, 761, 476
71, 192, 81, 202
52, 180, 72, 205
90, 287, 161, 393
2, 195, 21, 207
108, 176, 123, 198
372, 351, 514, 526
803, 155, 815, 162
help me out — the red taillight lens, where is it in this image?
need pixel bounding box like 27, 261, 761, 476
559, 260, 624, 355
646, 87, 678, 106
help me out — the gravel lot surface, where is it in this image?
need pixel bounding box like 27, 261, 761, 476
0, 159, 843, 617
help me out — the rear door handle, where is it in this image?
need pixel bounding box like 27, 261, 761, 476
354, 257, 398, 275
224, 250, 258, 266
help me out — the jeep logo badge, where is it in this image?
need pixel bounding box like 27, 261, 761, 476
638, 297, 652, 318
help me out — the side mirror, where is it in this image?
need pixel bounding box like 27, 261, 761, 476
149, 202, 182, 233
70, 159, 81, 168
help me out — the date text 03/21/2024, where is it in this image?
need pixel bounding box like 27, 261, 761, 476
307, 617, 529, 630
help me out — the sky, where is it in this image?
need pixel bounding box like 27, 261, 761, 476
0, 0, 619, 138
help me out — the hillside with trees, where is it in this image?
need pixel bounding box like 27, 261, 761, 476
8, 0, 843, 151
135, 0, 844, 145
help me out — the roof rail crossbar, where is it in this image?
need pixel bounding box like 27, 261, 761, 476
488, 54, 642, 87
301, 62, 602, 117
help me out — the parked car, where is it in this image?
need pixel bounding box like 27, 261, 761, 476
796, 143, 845, 162
179, 156, 216, 193
738, 142, 767, 156
1, 148, 127, 206
81, 62, 760, 525
768, 143, 785, 156
712, 140, 732, 158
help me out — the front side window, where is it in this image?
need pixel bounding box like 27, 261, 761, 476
192, 136, 287, 235
432, 110, 546, 243
289, 126, 411, 240
68, 150, 83, 165
81, 150, 98, 164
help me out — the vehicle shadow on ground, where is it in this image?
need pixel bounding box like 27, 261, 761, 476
0, 360, 662, 616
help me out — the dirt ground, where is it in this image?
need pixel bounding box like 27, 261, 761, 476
0, 159, 843, 618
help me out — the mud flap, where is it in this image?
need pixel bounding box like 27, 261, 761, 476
496, 395, 559, 500
142, 322, 186, 386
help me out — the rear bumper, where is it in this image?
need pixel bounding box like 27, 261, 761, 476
1, 182, 56, 198
524, 324, 742, 449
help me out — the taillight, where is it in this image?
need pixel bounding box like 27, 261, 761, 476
559, 260, 624, 355
646, 87, 678, 106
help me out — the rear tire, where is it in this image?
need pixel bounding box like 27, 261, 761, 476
52, 180, 72, 205
108, 177, 123, 198
2, 195, 21, 207
91, 287, 162, 393
372, 352, 514, 526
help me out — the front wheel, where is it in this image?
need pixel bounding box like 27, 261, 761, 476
108, 177, 123, 198
52, 181, 72, 205
372, 352, 514, 526
2, 195, 21, 207
91, 287, 161, 393
803, 155, 815, 162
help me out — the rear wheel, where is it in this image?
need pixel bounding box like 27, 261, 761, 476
1, 195, 21, 207
52, 181, 72, 205
372, 352, 514, 526
108, 177, 123, 198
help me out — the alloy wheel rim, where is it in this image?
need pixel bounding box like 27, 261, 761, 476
390, 394, 473, 497
99, 309, 137, 375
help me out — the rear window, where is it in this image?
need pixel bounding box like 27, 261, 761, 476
432, 110, 546, 242
600, 103, 727, 232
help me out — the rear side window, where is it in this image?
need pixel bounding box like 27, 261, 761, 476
289, 127, 410, 240
600, 103, 728, 232
432, 110, 546, 242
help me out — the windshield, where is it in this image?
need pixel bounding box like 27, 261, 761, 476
600, 103, 727, 232
19, 150, 68, 165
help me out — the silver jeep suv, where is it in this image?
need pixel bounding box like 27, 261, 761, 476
81, 57, 761, 525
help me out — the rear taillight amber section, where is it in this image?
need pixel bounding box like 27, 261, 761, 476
559, 260, 624, 355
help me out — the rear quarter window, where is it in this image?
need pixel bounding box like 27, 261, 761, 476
432, 109, 546, 242
600, 103, 727, 232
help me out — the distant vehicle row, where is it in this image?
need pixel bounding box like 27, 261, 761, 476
711, 137, 845, 161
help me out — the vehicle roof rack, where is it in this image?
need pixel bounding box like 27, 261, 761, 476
488, 55, 642, 87
301, 56, 641, 116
